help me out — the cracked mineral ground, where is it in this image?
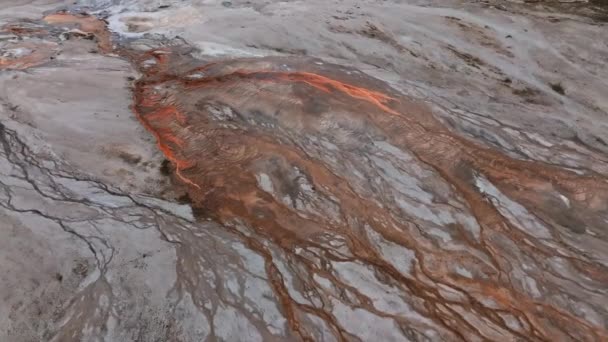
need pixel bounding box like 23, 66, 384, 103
1, 0, 608, 341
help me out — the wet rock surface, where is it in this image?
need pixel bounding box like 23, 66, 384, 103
1, 1, 607, 341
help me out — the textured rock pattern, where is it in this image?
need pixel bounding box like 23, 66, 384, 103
1, 1, 607, 341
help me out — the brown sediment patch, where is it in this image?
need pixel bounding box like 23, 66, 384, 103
43, 12, 112, 53
0, 41, 58, 70
443, 16, 514, 58
547, 0, 608, 22
328, 21, 421, 59
1, 22, 48, 37
358, 22, 419, 57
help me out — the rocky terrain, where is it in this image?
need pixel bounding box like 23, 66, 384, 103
1, 0, 607, 341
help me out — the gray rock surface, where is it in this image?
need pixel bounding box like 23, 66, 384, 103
1, 1, 607, 341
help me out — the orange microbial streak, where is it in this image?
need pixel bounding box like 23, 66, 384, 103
140, 117, 200, 189
135, 64, 402, 191
281, 72, 400, 115
188, 70, 401, 116
133, 94, 200, 189
141, 66, 404, 191
146, 105, 188, 126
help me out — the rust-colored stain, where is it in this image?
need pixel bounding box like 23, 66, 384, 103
1, 13, 111, 70
0, 41, 57, 70
1, 22, 48, 36
132, 52, 608, 340
43, 12, 112, 53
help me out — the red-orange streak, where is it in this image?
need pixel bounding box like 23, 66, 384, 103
190, 70, 401, 116
143, 69, 400, 190
133, 102, 200, 189
159, 131, 185, 148
140, 93, 163, 107
281, 71, 400, 115
147, 106, 188, 125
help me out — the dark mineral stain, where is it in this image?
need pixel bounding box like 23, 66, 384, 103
550, 82, 566, 95
159, 159, 172, 175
